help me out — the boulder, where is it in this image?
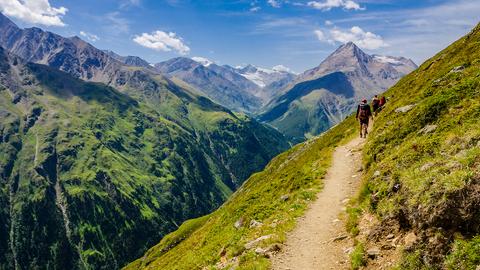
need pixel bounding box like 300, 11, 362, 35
249, 219, 263, 228
418, 124, 437, 134
395, 104, 416, 113
450, 65, 465, 73
244, 235, 274, 249
234, 217, 245, 229
404, 232, 417, 250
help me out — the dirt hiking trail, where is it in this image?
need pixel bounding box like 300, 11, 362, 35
271, 137, 365, 270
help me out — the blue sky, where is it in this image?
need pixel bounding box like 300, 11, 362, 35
2, 0, 480, 72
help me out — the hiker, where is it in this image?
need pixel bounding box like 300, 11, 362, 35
376, 96, 387, 114
372, 95, 380, 115
379, 96, 386, 107
356, 99, 372, 138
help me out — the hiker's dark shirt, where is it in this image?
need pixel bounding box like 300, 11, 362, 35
356, 103, 372, 119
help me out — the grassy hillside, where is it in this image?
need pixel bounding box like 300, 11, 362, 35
126, 23, 480, 270
124, 115, 357, 270
0, 48, 289, 269
352, 23, 480, 268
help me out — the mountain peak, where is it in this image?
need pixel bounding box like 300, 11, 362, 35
333, 42, 364, 56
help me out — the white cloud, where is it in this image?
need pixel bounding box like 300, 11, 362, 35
315, 26, 387, 50
0, 0, 68, 26
268, 0, 281, 8
307, 0, 364, 11
79, 31, 99, 42
325, 20, 334, 26
133, 30, 190, 55
250, 6, 261, 12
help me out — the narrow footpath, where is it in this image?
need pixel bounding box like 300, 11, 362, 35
271, 137, 365, 270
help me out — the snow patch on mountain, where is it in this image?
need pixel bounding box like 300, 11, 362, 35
373, 55, 402, 65
242, 72, 268, 87
192, 56, 214, 67
236, 64, 296, 88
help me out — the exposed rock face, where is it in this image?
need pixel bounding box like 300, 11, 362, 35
259, 42, 418, 142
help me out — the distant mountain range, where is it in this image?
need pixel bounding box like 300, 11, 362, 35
154, 58, 296, 112
154, 57, 263, 112
258, 42, 417, 142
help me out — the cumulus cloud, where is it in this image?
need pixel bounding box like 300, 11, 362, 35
133, 30, 190, 55
79, 31, 99, 42
0, 0, 68, 26
315, 26, 387, 50
307, 0, 364, 11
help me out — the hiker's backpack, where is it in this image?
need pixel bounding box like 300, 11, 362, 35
358, 104, 369, 120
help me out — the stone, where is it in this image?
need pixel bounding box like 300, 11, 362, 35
420, 162, 435, 171
249, 219, 263, 228
418, 124, 437, 134
367, 248, 380, 258
404, 232, 417, 250
392, 183, 401, 192
373, 170, 381, 177
395, 104, 416, 113
254, 247, 267, 256
386, 234, 395, 239
234, 217, 245, 229
244, 235, 274, 249
450, 65, 465, 73
332, 235, 348, 242
280, 194, 290, 201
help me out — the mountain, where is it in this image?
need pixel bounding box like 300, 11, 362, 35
103, 50, 152, 68
258, 42, 417, 142
125, 22, 480, 270
154, 57, 264, 113
234, 64, 296, 101
0, 13, 290, 269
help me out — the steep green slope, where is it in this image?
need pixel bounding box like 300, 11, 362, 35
124, 115, 357, 270
126, 23, 480, 270
354, 24, 480, 268
0, 48, 289, 269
